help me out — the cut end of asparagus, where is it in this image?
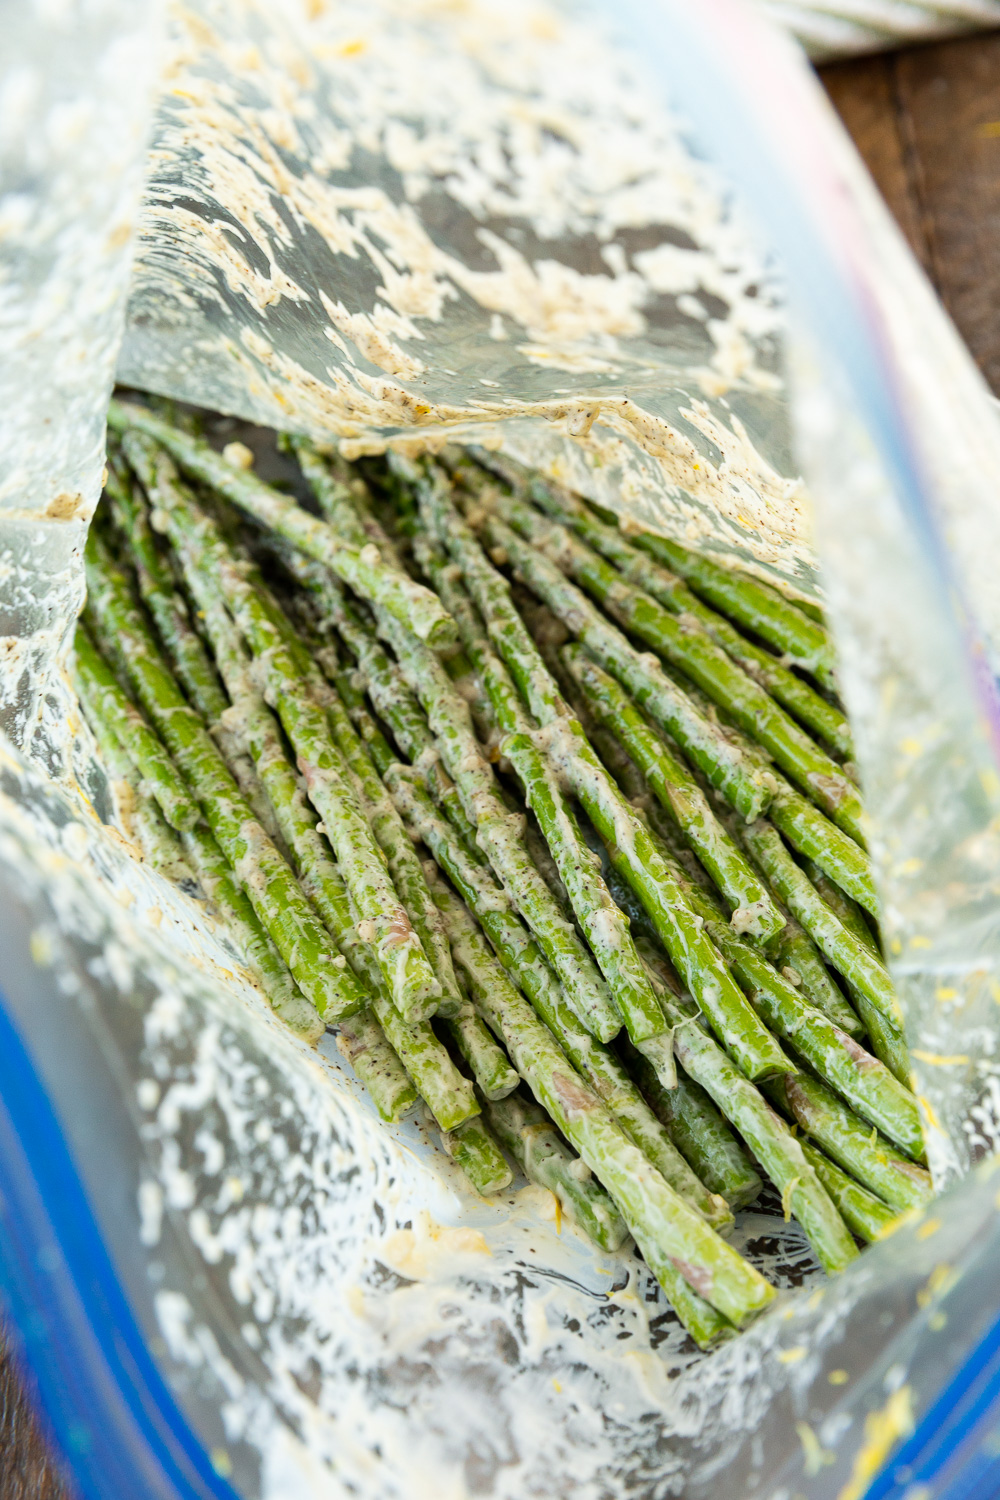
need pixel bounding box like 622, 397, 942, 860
444, 1116, 515, 1196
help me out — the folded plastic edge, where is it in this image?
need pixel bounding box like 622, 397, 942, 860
0, 981, 242, 1500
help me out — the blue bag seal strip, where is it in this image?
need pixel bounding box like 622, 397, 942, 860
866, 1309, 1000, 1500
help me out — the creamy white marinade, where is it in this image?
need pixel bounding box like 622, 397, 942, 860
118, 0, 820, 601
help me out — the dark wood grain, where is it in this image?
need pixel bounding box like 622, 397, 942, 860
0, 1335, 69, 1500
821, 52, 932, 273
894, 32, 1000, 393
820, 30, 1000, 393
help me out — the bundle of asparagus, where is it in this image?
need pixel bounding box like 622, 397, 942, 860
72, 394, 933, 1351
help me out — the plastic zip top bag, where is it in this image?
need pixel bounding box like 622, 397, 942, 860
4, 1, 1000, 1498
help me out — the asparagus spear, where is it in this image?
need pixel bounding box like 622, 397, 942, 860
108, 401, 457, 648
463, 510, 772, 823
739, 820, 900, 1025
662, 1002, 859, 1276
561, 644, 782, 940
76, 643, 323, 1044
803, 861, 912, 1087
765, 1074, 933, 1212
772, 918, 865, 1040
335, 1011, 419, 1124
177, 820, 328, 1042
299, 662, 517, 1098
104, 448, 229, 721
75, 666, 195, 887
387, 766, 733, 1232
404, 469, 791, 1077
706, 921, 924, 1160
84, 532, 362, 1026
630, 1054, 763, 1212
476, 507, 878, 914
374, 603, 622, 1043
798, 1140, 900, 1244
413, 530, 668, 1046
138, 462, 444, 1023
486, 458, 852, 759
482, 1089, 629, 1251
438, 886, 771, 1336
188, 603, 476, 1129
515, 480, 844, 695
490, 490, 865, 844
116, 434, 289, 852
442, 1115, 514, 1196
764, 783, 877, 918
172, 518, 518, 1123
292, 437, 410, 572
73, 623, 200, 832
631, 536, 839, 694
332, 593, 480, 855
626, 816, 921, 1159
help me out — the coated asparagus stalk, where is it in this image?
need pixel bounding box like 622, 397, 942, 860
75, 666, 195, 887
108, 401, 457, 648
464, 511, 772, 823
765, 1074, 933, 1212
73, 623, 200, 832
663, 1001, 859, 1276
798, 1140, 900, 1244
483, 1089, 629, 1252
374, 603, 622, 1043
332, 593, 480, 854
335, 1011, 420, 1124
387, 766, 733, 1232
293, 437, 410, 575
803, 861, 912, 1087
159, 528, 397, 1042
561, 644, 782, 940
310, 668, 517, 1097
438, 886, 771, 1337
177, 819, 326, 1042
630, 1054, 763, 1212
634, 537, 839, 694
706, 920, 924, 1160
116, 433, 288, 852
85, 535, 359, 1026
190, 609, 476, 1129
490, 490, 865, 843
442, 1115, 514, 1196
105, 448, 229, 721
178, 538, 515, 1116
137, 466, 443, 1023
477, 506, 878, 914
414, 530, 667, 1045
772, 918, 865, 1040
75, 626, 319, 1043
658, 665, 878, 917
554, 733, 793, 1081
628, 818, 921, 1158
548, 489, 842, 693
477, 455, 851, 758
400, 474, 790, 1075
739, 820, 900, 1025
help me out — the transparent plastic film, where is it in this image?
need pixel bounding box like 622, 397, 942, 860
0, 0, 163, 775
117, 0, 817, 601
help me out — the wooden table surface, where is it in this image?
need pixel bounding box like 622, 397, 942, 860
823, 29, 1000, 393
6, 28, 1000, 1498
